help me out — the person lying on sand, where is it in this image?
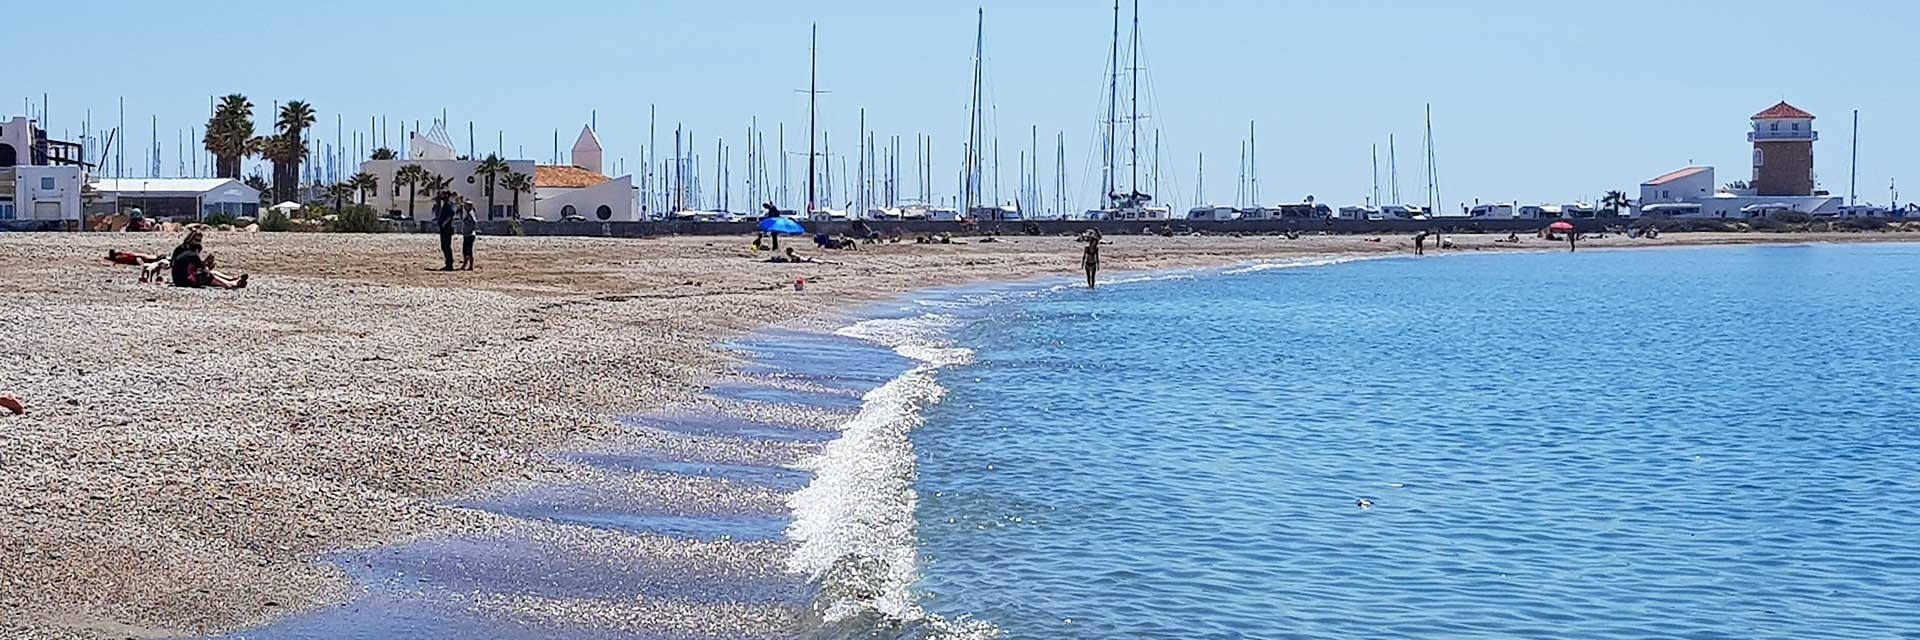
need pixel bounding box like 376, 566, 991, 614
769, 247, 840, 265
106, 249, 171, 283
170, 230, 248, 289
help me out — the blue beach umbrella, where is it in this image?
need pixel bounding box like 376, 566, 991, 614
758, 216, 806, 235
757, 215, 806, 250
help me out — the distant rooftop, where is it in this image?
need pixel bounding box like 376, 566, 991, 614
535, 165, 608, 189
1752, 101, 1815, 120
1642, 166, 1710, 186
90, 178, 253, 195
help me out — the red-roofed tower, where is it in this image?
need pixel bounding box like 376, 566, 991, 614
1749, 101, 1816, 196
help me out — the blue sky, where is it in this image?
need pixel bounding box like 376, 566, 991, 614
7, 0, 1914, 210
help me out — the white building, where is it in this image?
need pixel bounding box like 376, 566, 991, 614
1640, 166, 1715, 207
1639, 165, 1843, 219
359, 123, 636, 221
531, 126, 637, 222
0, 116, 86, 222
90, 178, 260, 219
1637, 103, 1844, 219
359, 122, 535, 219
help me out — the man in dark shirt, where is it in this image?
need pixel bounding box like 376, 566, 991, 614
432, 192, 457, 271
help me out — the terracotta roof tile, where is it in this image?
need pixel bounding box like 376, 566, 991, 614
1752, 102, 1814, 120
535, 165, 609, 189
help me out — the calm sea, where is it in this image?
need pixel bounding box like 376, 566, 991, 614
814, 243, 1920, 639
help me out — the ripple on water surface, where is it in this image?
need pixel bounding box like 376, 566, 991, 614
910, 244, 1920, 639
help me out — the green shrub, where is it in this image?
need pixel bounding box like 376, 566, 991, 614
506, 218, 525, 236
258, 209, 292, 232
329, 204, 384, 233
202, 213, 239, 227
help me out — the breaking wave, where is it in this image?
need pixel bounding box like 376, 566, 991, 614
786, 314, 998, 639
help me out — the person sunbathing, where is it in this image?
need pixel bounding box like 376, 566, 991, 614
771, 247, 841, 265
169, 230, 248, 289
106, 249, 171, 283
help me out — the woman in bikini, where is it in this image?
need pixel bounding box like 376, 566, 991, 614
1081, 229, 1104, 289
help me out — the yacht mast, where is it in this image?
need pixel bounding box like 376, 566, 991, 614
1249, 121, 1258, 206
1389, 134, 1399, 205
806, 24, 818, 214
965, 8, 984, 215
857, 108, 866, 216
1128, 0, 1141, 198
1370, 144, 1379, 207
1849, 109, 1859, 206
1195, 153, 1204, 210
1424, 103, 1439, 214
1104, 0, 1119, 207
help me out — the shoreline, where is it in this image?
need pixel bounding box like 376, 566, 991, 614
1, 231, 1913, 638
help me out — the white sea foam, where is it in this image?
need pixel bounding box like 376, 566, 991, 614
1220, 254, 1388, 275
786, 314, 995, 636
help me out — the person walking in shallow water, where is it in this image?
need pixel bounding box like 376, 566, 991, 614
1567, 231, 1578, 252
1081, 229, 1105, 288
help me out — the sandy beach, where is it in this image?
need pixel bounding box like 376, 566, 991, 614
0, 228, 1911, 638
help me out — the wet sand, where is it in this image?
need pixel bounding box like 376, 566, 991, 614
0, 229, 1910, 637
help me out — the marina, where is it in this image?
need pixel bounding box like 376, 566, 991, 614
7, 2, 1920, 639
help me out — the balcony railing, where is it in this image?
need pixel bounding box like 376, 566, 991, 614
1749, 130, 1818, 142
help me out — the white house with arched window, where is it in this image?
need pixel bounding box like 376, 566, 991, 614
531, 126, 636, 221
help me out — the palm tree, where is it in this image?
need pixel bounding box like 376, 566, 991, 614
394, 164, 427, 219
243, 174, 270, 195
370, 147, 397, 160
473, 154, 511, 219
255, 134, 294, 202
498, 171, 533, 219
349, 172, 379, 205
1602, 190, 1631, 218
420, 172, 453, 212
202, 94, 256, 179
325, 182, 356, 214
272, 101, 318, 203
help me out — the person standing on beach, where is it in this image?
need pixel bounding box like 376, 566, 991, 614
1413, 230, 1428, 256
459, 201, 479, 270
1081, 229, 1104, 289
432, 192, 457, 271
1567, 231, 1578, 252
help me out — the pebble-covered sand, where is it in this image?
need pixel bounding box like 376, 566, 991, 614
0, 229, 1904, 638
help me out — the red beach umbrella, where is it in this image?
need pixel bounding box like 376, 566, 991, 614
1549, 221, 1575, 232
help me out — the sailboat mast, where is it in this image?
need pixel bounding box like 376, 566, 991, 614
1105, 0, 1120, 207
857, 108, 866, 216
1128, 0, 1141, 198
1425, 103, 1438, 214
1849, 109, 1859, 207
1389, 134, 1399, 205
1056, 132, 1065, 216
1371, 144, 1379, 207
1196, 153, 1204, 210
807, 24, 818, 214
965, 8, 984, 215
1249, 121, 1258, 206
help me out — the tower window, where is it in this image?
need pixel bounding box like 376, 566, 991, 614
1791, 123, 1800, 130
1770, 122, 1779, 131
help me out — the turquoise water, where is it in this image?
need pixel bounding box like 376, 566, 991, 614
899, 244, 1920, 639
